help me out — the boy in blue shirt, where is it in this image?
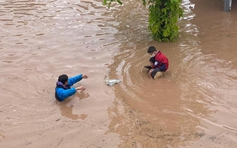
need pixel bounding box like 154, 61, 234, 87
55, 74, 88, 102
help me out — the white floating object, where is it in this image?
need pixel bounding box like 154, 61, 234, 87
105, 79, 121, 86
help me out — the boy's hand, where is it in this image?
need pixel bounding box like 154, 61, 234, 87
82, 75, 88, 79
148, 69, 154, 79
144, 66, 152, 70
76, 86, 85, 91
149, 69, 154, 74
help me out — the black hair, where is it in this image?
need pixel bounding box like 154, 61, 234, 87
149, 57, 155, 63
147, 46, 157, 54
58, 74, 68, 84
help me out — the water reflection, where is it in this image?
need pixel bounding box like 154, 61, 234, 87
57, 91, 90, 120
77, 91, 90, 100
59, 103, 88, 120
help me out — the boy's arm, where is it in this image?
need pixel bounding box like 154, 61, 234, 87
152, 60, 159, 69
68, 74, 83, 86
144, 66, 152, 70
57, 88, 77, 101
159, 63, 167, 71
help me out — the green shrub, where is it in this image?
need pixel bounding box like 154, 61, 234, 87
103, 0, 183, 42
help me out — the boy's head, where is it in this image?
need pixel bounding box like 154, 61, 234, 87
147, 46, 158, 57
58, 74, 68, 85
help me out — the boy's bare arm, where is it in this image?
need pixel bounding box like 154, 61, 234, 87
76, 86, 85, 91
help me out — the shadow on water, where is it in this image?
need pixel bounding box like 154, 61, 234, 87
56, 91, 90, 120
105, 0, 212, 147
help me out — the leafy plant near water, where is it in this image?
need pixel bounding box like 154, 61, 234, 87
102, 0, 183, 42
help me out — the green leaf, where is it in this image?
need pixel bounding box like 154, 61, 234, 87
117, 0, 122, 5
102, 0, 107, 5
108, 1, 111, 8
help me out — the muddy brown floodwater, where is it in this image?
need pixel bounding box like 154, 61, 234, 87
0, 0, 237, 148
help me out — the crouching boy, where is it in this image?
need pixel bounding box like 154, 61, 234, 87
145, 46, 169, 79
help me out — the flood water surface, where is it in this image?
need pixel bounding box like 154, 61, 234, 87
0, 0, 237, 148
